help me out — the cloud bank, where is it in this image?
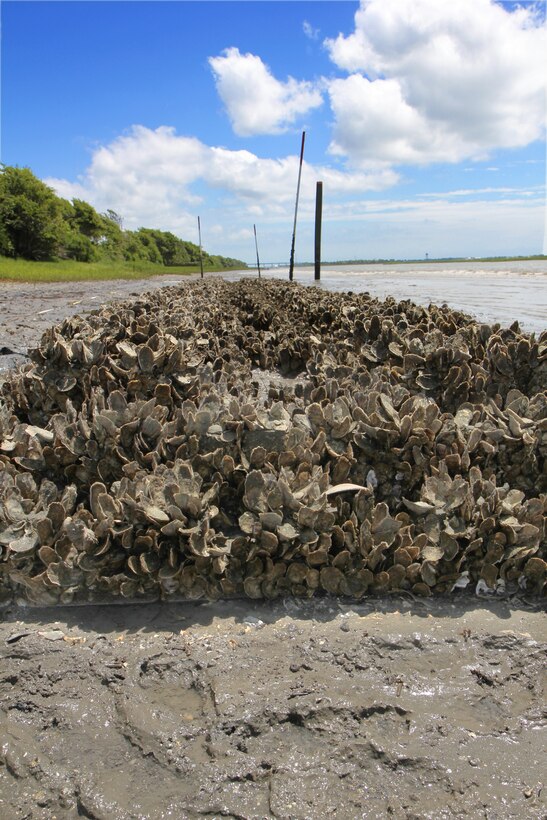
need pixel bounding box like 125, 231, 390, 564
208, 1, 545, 168
325, 0, 546, 167
46, 125, 396, 235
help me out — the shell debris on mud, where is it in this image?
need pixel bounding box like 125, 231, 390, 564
0, 278, 545, 605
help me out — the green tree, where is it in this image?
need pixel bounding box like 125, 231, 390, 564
0, 165, 65, 260
60, 227, 98, 262
124, 230, 162, 263
97, 209, 125, 259
69, 199, 105, 240
137, 229, 193, 266
0, 216, 12, 257
103, 209, 123, 230
180, 239, 205, 264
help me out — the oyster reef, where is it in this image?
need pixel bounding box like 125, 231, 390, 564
0, 279, 545, 605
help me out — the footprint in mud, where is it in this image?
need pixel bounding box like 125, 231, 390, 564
115, 652, 212, 776
135, 653, 211, 719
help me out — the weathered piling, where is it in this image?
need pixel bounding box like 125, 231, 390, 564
314, 181, 323, 281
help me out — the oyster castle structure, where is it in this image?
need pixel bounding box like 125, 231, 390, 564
0, 279, 545, 604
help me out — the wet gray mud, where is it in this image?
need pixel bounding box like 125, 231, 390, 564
1, 597, 545, 819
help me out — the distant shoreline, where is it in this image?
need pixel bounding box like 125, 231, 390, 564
294, 254, 547, 267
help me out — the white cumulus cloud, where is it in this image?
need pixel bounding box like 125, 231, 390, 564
48, 126, 209, 235
209, 47, 323, 136
325, 0, 546, 167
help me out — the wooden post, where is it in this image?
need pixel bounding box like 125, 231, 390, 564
314, 181, 323, 281
197, 216, 204, 279
289, 131, 306, 281
253, 224, 261, 279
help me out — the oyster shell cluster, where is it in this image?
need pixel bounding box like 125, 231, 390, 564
0, 279, 545, 604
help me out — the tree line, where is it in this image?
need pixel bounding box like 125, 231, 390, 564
0, 165, 245, 269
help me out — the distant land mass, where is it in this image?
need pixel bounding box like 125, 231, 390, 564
295, 255, 547, 266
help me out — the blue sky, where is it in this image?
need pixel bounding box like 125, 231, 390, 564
2, 0, 545, 263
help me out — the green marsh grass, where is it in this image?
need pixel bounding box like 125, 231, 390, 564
0, 257, 238, 283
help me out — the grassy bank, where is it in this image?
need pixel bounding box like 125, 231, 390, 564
0, 257, 245, 283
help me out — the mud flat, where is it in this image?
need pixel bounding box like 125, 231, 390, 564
0, 597, 546, 819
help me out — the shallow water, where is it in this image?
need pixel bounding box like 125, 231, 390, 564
225, 260, 547, 334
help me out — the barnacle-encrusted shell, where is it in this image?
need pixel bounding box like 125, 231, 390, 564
0, 278, 545, 604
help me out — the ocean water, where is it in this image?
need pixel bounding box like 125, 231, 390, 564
224, 260, 547, 334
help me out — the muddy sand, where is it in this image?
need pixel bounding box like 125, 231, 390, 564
1, 598, 546, 819
0, 274, 546, 818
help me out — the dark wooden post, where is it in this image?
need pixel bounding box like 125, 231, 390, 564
314, 181, 323, 281
289, 131, 306, 281
254, 224, 261, 278
198, 216, 204, 279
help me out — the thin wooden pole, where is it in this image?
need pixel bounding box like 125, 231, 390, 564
314, 181, 323, 281
253, 224, 261, 279
289, 130, 306, 281
197, 216, 204, 279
